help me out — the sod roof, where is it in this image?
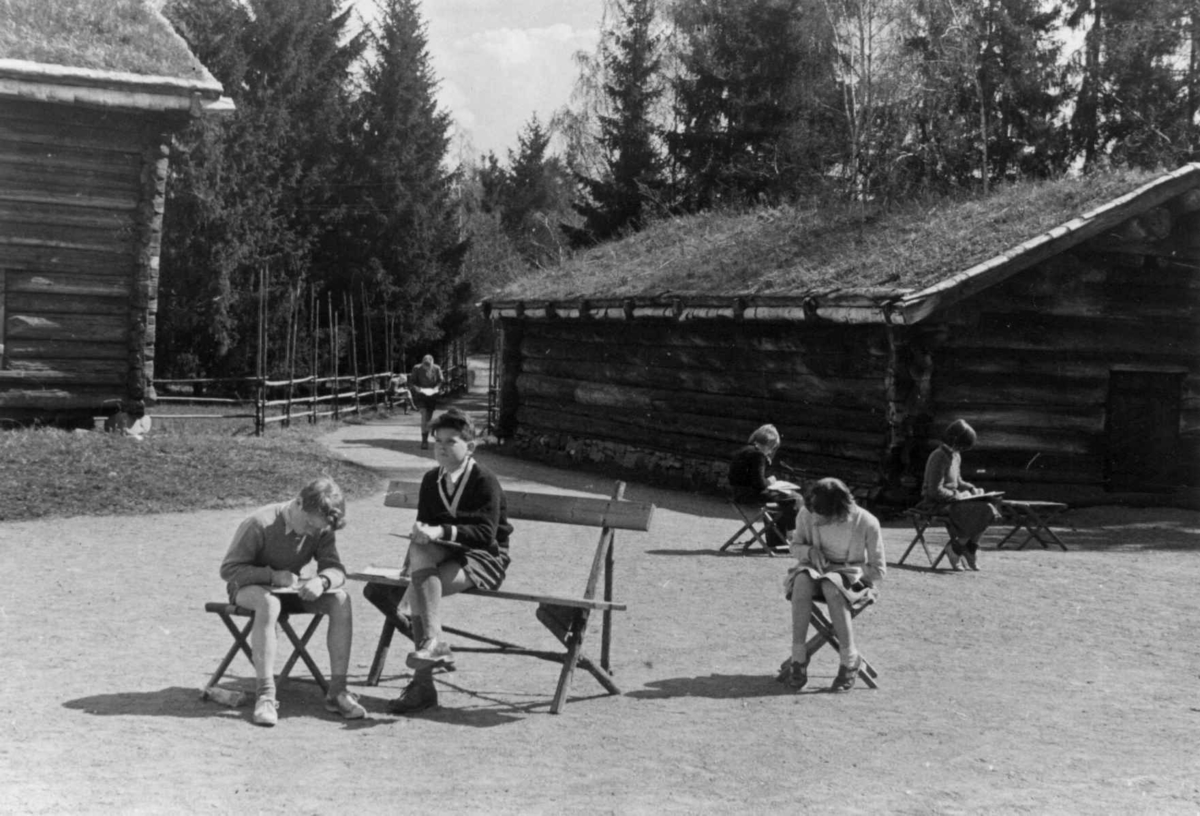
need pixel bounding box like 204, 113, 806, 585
493, 167, 1176, 306
0, 0, 215, 85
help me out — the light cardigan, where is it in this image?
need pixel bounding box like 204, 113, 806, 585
789, 505, 886, 586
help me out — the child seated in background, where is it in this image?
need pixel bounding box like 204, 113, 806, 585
918, 418, 997, 571
781, 477, 885, 693
727, 423, 802, 548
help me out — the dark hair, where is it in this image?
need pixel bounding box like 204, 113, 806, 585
299, 476, 347, 530
809, 477, 854, 521
943, 419, 978, 451
430, 408, 476, 441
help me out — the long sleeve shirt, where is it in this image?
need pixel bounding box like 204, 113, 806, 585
728, 445, 771, 503
921, 444, 976, 504
789, 505, 886, 586
219, 502, 346, 599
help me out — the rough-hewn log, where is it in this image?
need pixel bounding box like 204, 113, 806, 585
525, 320, 889, 358
4, 339, 127, 360
6, 358, 128, 376
0, 369, 125, 386
6, 313, 128, 342
520, 334, 886, 378
8, 293, 128, 316
930, 405, 1105, 434
949, 313, 1198, 355
0, 387, 126, 408
7, 272, 130, 298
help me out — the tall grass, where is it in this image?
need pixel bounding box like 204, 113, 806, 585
0, 413, 385, 522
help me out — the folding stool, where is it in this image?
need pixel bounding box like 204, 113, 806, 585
896, 508, 954, 569
720, 500, 786, 556
777, 595, 880, 689
203, 602, 329, 693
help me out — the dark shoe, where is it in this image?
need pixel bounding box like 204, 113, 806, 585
420, 440, 429, 450
406, 638, 455, 670
831, 658, 861, 693
785, 661, 808, 690
385, 676, 438, 715
963, 550, 979, 571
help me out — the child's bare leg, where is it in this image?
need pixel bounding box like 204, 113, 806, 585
234, 586, 281, 700
821, 583, 858, 668
406, 542, 474, 646
311, 590, 353, 696
789, 573, 816, 664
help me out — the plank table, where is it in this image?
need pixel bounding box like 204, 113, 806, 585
994, 500, 1069, 551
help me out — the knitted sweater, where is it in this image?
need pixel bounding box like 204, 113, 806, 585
219, 502, 346, 599
789, 505, 886, 586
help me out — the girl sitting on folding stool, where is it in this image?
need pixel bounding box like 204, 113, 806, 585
781, 477, 885, 693
918, 419, 997, 571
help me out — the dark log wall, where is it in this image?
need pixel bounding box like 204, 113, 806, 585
0, 98, 173, 420
920, 221, 1200, 502
501, 319, 892, 493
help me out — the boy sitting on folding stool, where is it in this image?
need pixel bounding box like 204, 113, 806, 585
219, 476, 365, 726
781, 477, 885, 692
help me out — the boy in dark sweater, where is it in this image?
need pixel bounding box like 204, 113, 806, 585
380, 408, 513, 714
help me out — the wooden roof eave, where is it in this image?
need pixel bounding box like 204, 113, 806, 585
0, 58, 230, 116
895, 162, 1200, 325
479, 290, 908, 325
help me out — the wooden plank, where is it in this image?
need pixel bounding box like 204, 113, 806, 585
6, 358, 127, 376
0, 369, 124, 386
346, 569, 629, 612
4, 339, 126, 360
0, 244, 136, 277
7, 272, 130, 298
0, 388, 126, 408
0, 199, 135, 231
383, 480, 655, 531
6, 312, 128, 342
524, 320, 888, 357
8, 293, 128, 316
0, 223, 136, 256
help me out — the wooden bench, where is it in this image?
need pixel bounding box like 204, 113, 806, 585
994, 500, 1070, 550
349, 479, 655, 714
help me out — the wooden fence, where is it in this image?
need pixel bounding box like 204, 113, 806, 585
152, 358, 469, 436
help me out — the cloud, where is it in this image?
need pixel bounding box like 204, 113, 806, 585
428, 23, 599, 155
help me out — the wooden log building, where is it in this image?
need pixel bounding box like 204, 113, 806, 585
0, 2, 227, 426
482, 165, 1200, 507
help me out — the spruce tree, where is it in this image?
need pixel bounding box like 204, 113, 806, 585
571, 0, 666, 244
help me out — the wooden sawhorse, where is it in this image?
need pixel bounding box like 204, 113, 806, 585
720, 501, 786, 556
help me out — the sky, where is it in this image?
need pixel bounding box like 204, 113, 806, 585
353, 0, 604, 161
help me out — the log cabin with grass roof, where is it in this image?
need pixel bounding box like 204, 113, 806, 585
482, 164, 1200, 508
0, 0, 228, 427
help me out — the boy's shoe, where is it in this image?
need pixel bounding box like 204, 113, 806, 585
944, 546, 963, 571
252, 696, 279, 727
831, 659, 861, 693
386, 675, 438, 715
785, 660, 808, 690
324, 690, 367, 720
406, 638, 455, 670
964, 550, 980, 571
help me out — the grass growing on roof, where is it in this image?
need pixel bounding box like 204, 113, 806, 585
0, 0, 205, 79
494, 167, 1164, 301
0, 420, 383, 522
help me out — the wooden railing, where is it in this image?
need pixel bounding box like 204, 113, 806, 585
151, 371, 396, 435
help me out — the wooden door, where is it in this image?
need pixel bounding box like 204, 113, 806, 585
1105, 370, 1183, 492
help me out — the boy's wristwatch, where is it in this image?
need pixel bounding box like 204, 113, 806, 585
319, 574, 332, 591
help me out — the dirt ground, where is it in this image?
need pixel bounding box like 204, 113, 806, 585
2, 389, 1199, 814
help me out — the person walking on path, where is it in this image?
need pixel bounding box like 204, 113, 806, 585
409, 355, 445, 449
